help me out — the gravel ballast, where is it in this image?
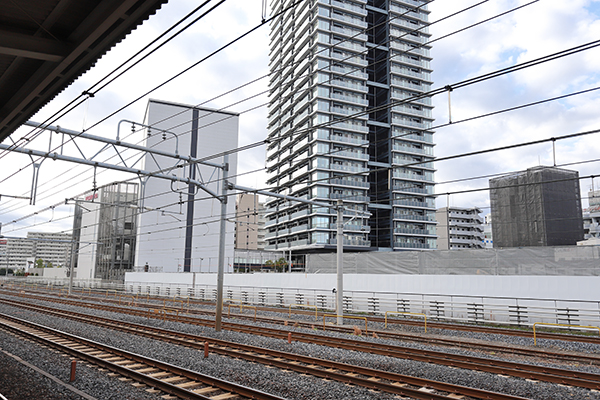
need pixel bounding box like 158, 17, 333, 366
2, 294, 600, 400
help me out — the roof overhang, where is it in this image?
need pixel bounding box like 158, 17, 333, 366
0, 0, 169, 143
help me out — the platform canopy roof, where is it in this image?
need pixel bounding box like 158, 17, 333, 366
0, 0, 168, 143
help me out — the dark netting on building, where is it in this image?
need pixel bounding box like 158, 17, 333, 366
489, 166, 584, 247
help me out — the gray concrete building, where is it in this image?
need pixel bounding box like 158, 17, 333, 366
265, 0, 435, 254
489, 166, 584, 248
435, 207, 484, 250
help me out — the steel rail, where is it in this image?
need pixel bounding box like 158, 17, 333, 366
10, 285, 600, 345
0, 298, 529, 400
3, 294, 600, 391
0, 313, 283, 400
5, 288, 600, 363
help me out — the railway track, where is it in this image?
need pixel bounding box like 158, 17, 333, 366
6, 285, 600, 346
0, 301, 534, 400
0, 313, 283, 400
3, 289, 600, 367
3, 296, 600, 393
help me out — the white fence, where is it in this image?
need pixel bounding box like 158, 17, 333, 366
7, 275, 600, 329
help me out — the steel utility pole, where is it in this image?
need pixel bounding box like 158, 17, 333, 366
336, 199, 344, 325
215, 154, 229, 332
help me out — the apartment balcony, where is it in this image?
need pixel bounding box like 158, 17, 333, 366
390, 64, 431, 81
389, 16, 430, 34
290, 208, 310, 220
450, 238, 484, 247
392, 144, 432, 156
329, 238, 371, 247
331, 0, 367, 15
392, 186, 431, 195
394, 242, 431, 249
330, 178, 370, 188
330, 12, 368, 28
330, 51, 368, 66
330, 79, 367, 92
392, 104, 432, 118
396, 131, 434, 143
289, 238, 310, 248
332, 40, 366, 53
331, 164, 369, 173
393, 199, 435, 208
389, 41, 430, 57
331, 150, 369, 160
330, 133, 369, 145
391, 116, 432, 130
330, 193, 369, 202
330, 25, 367, 41
331, 121, 369, 133
392, 171, 434, 183
393, 213, 436, 222
394, 228, 436, 235
329, 223, 370, 232
330, 92, 369, 106
390, 90, 432, 106
290, 224, 309, 234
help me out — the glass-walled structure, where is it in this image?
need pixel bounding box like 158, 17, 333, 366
73, 182, 138, 281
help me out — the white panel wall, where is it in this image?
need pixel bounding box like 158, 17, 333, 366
76, 203, 100, 280
135, 100, 238, 273
126, 272, 600, 302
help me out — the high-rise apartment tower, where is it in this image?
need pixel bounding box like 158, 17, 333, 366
265, 0, 436, 253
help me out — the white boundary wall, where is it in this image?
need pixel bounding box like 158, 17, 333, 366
125, 272, 600, 328
125, 272, 600, 301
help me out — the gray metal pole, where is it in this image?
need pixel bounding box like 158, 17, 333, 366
215, 154, 229, 332
67, 240, 75, 296
336, 199, 343, 325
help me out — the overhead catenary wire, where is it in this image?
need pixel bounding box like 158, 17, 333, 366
0, 0, 525, 207
2, 0, 596, 238
4, 122, 599, 240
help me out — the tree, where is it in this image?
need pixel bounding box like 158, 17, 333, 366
264, 260, 274, 270
46, 261, 53, 268
35, 258, 44, 268
275, 257, 288, 273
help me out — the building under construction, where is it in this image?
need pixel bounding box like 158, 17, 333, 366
489, 166, 584, 248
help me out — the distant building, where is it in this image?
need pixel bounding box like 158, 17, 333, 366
0, 232, 71, 270
435, 207, 484, 250
489, 166, 584, 247
234, 193, 266, 251
582, 189, 600, 241
483, 214, 493, 248
73, 182, 138, 281
134, 99, 239, 274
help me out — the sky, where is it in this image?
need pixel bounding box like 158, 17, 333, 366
0, 0, 599, 237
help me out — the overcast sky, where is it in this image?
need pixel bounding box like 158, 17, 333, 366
1, 0, 599, 237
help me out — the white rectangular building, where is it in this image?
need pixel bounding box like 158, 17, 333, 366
135, 100, 239, 273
